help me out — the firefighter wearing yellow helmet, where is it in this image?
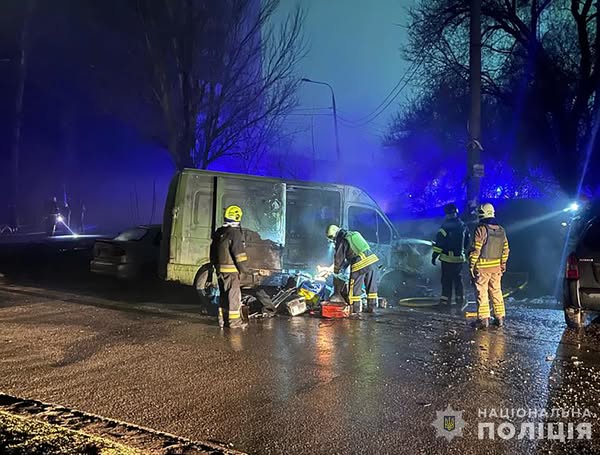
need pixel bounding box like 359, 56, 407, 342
210, 205, 249, 329
326, 224, 379, 313
469, 203, 510, 329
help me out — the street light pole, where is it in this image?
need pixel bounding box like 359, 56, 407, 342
301, 78, 341, 161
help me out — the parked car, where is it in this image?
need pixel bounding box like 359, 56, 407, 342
563, 217, 600, 327
90, 225, 161, 280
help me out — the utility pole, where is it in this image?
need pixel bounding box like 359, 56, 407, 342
467, 0, 483, 217
301, 78, 341, 161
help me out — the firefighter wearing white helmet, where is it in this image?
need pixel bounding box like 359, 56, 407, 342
469, 202, 510, 328
326, 224, 379, 313
210, 205, 249, 329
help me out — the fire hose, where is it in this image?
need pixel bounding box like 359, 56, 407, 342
397, 276, 529, 311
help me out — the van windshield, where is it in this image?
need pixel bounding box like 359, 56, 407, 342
348, 206, 392, 244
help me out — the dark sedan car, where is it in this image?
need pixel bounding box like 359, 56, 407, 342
563, 218, 600, 327
90, 225, 161, 280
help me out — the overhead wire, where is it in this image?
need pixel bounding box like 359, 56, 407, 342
345, 59, 424, 128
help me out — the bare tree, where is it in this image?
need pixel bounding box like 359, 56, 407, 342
134, 0, 305, 171
397, 0, 600, 194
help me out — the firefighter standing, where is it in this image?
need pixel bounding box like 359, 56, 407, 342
210, 205, 249, 329
432, 203, 470, 308
469, 203, 510, 328
326, 225, 379, 313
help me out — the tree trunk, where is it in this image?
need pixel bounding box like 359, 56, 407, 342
170, 136, 194, 171
9, 0, 35, 229
553, 121, 581, 196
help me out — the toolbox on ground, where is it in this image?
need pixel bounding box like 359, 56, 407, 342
321, 302, 351, 318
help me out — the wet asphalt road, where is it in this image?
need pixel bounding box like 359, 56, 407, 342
1, 279, 600, 454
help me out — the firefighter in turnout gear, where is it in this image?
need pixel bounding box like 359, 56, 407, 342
432, 203, 470, 308
327, 225, 379, 313
469, 203, 510, 329
210, 205, 249, 329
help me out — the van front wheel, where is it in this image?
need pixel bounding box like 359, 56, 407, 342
194, 265, 217, 315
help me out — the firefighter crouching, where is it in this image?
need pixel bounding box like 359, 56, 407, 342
432, 203, 470, 308
326, 225, 379, 313
469, 203, 510, 329
210, 205, 249, 329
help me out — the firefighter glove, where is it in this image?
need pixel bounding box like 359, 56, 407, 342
469, 268, 477, 284
431, 254, 438, 266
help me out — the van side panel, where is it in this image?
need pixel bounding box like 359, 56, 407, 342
166, 172, 215, 285
218, 176, 285, 272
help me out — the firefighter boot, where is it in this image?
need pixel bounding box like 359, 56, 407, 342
494, 317, 505, 328
363, 302, 375, 314
474, 318, 490, 330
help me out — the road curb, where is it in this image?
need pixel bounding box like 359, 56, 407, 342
0, 393, 246, 455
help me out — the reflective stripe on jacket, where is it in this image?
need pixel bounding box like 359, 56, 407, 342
433, 217, 470, 263
210, 224, 249, 274
334, 229, 379, 274
469, 222, 509, 272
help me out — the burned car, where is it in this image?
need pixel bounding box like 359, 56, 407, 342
159, 169, 408, 298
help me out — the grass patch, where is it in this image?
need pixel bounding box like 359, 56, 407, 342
0, 410, 141, 455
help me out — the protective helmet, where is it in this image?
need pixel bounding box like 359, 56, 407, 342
326, 224, 340, 240
478, 203, 495, 219
224, 205, 243, 222
443, 203, 458, 215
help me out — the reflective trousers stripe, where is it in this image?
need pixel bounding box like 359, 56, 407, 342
218, 308, 241, 319
348, 278, 361, 303
475, 271, 505, 319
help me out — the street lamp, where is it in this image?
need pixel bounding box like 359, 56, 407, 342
301, 78, 341, 161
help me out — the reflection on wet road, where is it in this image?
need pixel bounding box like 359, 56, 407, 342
1, 285, 600, 454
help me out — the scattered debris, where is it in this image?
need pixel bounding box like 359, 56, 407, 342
545, 355, 556, 362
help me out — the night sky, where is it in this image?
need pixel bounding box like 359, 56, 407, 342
276, 0, 413, 163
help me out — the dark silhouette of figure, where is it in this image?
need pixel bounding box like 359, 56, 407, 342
44, 196, 59, 236
72, 199, 86, 234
